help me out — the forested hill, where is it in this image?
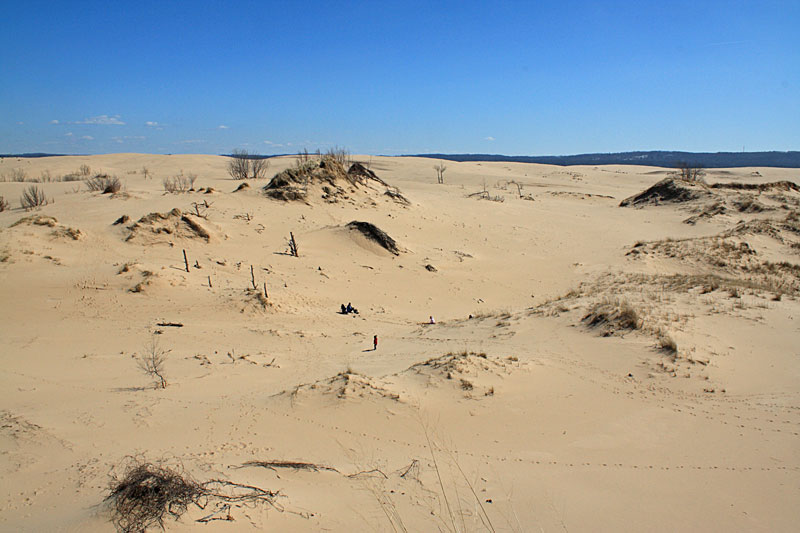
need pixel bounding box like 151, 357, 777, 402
411, 151, 800, 168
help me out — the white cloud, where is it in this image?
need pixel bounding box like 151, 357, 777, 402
111, 135, 146, 143
485, 136, 495, 141
17, 121, 24, 125
65, 132, 73, 137
81, 135, 94, 141
145, 121, 160, 127
50, 120, 59, 125
218, 125, 229, 129
178, 139, 205, 144
75, 114, 125, 125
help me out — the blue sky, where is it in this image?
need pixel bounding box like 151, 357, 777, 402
1, 0, 798, 155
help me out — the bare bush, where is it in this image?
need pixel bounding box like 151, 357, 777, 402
85, 174, 122, 194
8, 168, 27, 182
79, 164, 91, 176
228, 149, 269, 179
227, 149, 250, 180
137, 337, 169, 388
675, 161, 705, 183
251, 157, 270, 179
141, 166, 152, 179
104, 176, 123, 194
0, 196, 8, 212
162, 172, 196, 193
36, 170, 58, 183
20, 185, 48, 209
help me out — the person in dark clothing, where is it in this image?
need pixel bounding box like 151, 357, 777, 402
373, 335, 378, 350
341, 304, 347, 314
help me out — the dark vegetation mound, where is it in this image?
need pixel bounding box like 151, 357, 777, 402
710, 181, 799, 192
619, 178, 709, 207
264, 156, 401, 204
347, 162, 388, 186
346, 221, 400, 255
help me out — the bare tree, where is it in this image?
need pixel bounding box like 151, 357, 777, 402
675, 161, 705, 182
227, 149, 250, 180
434, 163, 447, 184
250, 157, 270, 179
137, 337, 169, 389
228, 149, 269, 179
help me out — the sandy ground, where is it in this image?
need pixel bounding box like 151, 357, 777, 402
1, 154, 798, 532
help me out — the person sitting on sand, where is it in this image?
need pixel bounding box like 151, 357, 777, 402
346, 302, 353, 314
429, 316, 436, 324
341, 304, 347, 314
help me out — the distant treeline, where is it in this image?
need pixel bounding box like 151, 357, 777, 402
411, 151, 800, 168
5, 150, 799, 168
0, 153, 67, 158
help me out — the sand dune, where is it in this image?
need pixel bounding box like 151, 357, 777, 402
1, 154, 798, 531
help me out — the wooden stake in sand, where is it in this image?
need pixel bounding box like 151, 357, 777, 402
183, 249, 189, 272
250, 265, 257, 290
263, 281, 268, 299
208, 275, 212, 288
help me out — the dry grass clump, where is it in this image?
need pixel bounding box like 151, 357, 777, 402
0, 196, 8, 212
20, 185, 48, 209
657, 332, 678, 354
582, 297, 640, 334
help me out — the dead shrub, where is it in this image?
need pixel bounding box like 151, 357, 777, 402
0, 196, 8, 212
20, 185, 48, 209
105, 456, 279, 533
106, 459, 202, 533
137, 337, 169, 388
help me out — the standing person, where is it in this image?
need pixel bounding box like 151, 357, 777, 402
373, 335, 378, 350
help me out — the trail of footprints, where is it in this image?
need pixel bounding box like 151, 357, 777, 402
252, 402, 800, 475
538, 344, 800, 437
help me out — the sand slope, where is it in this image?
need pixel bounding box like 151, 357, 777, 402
1, 154, 799, 531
